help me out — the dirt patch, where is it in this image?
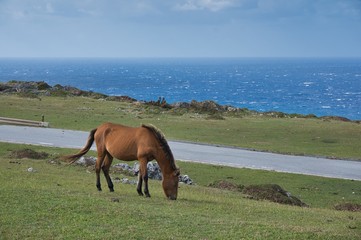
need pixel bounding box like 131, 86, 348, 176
210, 181, 308, 207
208, 180, 244, 192
242, 184, 308, 207
335, 203, 361, 212
9, 148, 49, 159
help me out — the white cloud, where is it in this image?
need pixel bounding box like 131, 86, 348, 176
175, 0, 237, 12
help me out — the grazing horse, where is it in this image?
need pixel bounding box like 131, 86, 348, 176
64, 123, 180, 200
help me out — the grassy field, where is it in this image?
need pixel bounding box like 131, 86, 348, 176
1, 94, 361, 239
1, 95, 361, 160
0, 143, 360, 239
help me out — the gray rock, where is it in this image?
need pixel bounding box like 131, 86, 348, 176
75, 156, 96, 166
147, 162, 162, 180
113, 163, 133, 172
179, 175, 193, 185
76, 159, 194, 185
121, 178, 137, 185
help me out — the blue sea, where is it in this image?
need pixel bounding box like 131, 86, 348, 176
0, 58, 360, 120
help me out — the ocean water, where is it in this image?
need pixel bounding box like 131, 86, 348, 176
0, 58, 360, 120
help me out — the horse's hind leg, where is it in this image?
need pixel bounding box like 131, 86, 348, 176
138, 158, 150, 198
95, 155, 105, 191
102, 153, 114, 192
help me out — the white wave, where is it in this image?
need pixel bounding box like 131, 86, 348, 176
303, 81, 314, 87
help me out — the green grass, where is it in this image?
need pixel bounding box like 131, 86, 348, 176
1, 95, 361, 160
1, 89, 361, 239
178, 161, 361, 209
1, 143, 361, 239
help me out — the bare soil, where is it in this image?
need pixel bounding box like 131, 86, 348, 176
335, 203, 361, 212
209, 180, 308, 207
243, 184, 308, 207
208, 180, 244, 191
9, 148, 49, 159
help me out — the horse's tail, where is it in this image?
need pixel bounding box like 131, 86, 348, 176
62, 128, 97, 164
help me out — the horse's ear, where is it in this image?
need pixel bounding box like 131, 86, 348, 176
174, 168, 180, 177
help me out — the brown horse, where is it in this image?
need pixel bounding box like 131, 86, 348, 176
64, 122, 180, 200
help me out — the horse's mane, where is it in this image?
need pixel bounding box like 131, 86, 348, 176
141, 124, 177, 170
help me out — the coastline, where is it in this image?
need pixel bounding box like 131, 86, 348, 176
1, 80, 359, 123
1, 57, 360, 120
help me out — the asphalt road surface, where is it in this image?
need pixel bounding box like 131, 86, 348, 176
0, 125, 360, 180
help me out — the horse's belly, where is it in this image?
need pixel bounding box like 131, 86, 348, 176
107, 148, 137, 161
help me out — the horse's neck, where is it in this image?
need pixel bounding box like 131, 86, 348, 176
155, 151, 173, 175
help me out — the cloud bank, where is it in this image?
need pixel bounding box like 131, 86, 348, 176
0, 0, 360, 57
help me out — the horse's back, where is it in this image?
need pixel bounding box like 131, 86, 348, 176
96, 122, 150, 140
95, 122, 156, 160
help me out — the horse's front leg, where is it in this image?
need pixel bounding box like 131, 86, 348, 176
138, 159, 151, 198
143, 172, 150, 198
137, 173, 143, 196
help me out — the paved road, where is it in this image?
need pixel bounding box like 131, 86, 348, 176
0, 125, 360, 180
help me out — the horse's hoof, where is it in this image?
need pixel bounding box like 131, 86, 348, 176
109, 188, 114, 192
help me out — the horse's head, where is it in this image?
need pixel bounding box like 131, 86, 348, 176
162, 168, 180, 200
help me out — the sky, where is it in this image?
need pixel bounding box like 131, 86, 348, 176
0, 0, 361, 58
